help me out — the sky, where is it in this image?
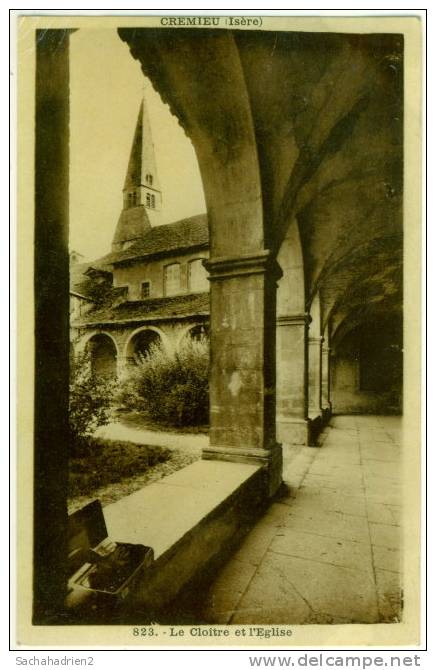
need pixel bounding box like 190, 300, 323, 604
69, 29, 206, 261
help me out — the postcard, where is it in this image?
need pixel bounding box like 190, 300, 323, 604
14, 12, 422, 649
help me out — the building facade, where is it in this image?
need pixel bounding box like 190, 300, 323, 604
70, 99, 211, 378
33, 28, 409, 622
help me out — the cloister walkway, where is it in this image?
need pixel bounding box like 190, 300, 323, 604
200, 416, 402, 625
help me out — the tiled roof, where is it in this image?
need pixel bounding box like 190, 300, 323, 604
70, 262, 95, 299
106, 213, 209, 265
70, 291, 94, 301
70, 261, 90, 286
112, 206, 151, 248
70, 214, 209, 304
73, 292, 210, 327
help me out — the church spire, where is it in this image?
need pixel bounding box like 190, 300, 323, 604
123, 99, 161, 197
112, 96, 162, 253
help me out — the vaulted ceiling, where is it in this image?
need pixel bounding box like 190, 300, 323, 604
119, 27, 403, 342
234, 30, 403, 339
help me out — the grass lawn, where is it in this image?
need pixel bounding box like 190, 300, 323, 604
115, 409, 209, 434
68, 437, 198, 513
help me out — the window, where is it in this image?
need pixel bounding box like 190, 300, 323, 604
141, 281, 151, 299
145, 192, 156, 209
188, 258, 209, 292
146, 174, 153, 185
164, 263, 181, 296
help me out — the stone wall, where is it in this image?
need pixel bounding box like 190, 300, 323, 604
75, 318, 209, 377
113, 249, 210, 301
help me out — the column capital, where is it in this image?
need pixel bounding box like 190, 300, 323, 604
277, 313, 311, 327
204, 250, 282, 282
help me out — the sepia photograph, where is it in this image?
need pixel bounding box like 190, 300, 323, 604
15, 12, 422, 648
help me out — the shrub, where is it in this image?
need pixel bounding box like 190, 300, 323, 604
69, 350, 115, 454
119, 337, 209, 427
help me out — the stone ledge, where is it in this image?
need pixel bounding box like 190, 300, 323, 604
105, 460, 260, 556
101, 459, 267, 619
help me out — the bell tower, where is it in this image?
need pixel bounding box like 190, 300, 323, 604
112, 97, 162, 252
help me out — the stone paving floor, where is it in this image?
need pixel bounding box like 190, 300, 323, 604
200, 415, 402, 625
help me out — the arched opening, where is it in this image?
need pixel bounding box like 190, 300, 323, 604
87, 333, 117, 379
331, 314, 403, 415
188, 324, 209, 342
126, 328, 161, 365
116, 29, 282, 482
34, 24, 411, 626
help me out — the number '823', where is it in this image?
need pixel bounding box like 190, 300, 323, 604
133, 627, 156, 636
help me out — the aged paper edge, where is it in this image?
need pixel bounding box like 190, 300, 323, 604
14, 13, 422, 649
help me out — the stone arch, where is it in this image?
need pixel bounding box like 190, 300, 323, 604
188, 323, 210, 342
124, 326, 165, 365
331, 312, 365, 355
75, 329, 120, 357
86, 332, 118, 380
176, 323, 210, 350
330, 314, 402, 415
118, 29, 268, 255
118, 29, 283, 491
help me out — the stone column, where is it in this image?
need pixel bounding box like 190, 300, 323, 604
202, 251, 283, 497
114, 334, 129, 378
34, 29, 72, 622
308, 336, 324, 418
322, 343, 333, 417
276, 314, 311, 445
